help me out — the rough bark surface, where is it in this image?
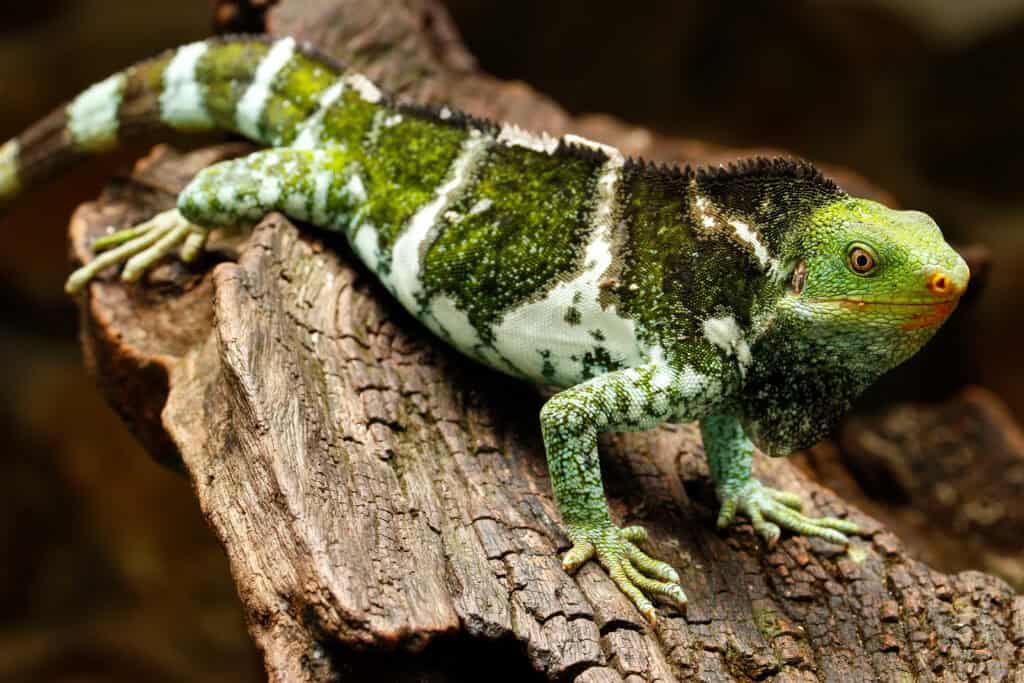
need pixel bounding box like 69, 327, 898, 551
834, 387, 1024, 590
70, 0, 1023, 680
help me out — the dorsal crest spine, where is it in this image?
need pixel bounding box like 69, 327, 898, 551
696, 156, 844, 196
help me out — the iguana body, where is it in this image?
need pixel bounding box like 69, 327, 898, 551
0, 36, 969, 622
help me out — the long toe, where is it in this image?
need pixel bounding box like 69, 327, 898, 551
744, 503, 782, 546
766, 506, 850, 546
623, 542, 680, 583
622, 563, 687, 609
562, 540, 596, 573
620, 525, 649, 543
121, 224, 190, 281
768, 489, 804, 510
564, 522, 687, 624
66, 227, 170, 293
180, 227, 209, 262
67, 209, 213, 292
92, 224, 155, 252
721, 482, 860, 549
607, 565, 656, 622
814, 516, 861, 534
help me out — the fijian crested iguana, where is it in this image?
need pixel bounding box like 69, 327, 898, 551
0, 36, 969, 622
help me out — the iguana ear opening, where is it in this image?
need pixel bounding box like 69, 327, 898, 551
789, 260, 807, 294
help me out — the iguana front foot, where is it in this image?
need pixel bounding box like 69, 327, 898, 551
66, 209, 209, 293
717, 479, 861, 547
563, 521, 687, 623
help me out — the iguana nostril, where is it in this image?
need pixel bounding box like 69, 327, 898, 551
927, 272, 951, 296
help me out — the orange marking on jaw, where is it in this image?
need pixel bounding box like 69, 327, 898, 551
829, 297, 957, 330
901, 300, 956, 330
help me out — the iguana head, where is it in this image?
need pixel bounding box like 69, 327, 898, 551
740, 194, 968, 455
652, 158, 968, 454
780, 197, 969, 370
691, 159, 967, 376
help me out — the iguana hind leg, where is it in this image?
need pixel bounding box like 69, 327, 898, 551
65, 146, 361, 293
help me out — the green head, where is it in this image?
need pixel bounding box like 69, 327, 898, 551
741, 195, 969, 455
683, 159, 967, 453
780, 197, 968, 369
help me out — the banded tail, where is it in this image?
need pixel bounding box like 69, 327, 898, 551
0, 35, 353, 204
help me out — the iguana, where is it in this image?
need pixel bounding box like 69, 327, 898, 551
0, 36, 969, 622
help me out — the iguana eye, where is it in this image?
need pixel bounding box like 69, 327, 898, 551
847, 245, 876, 275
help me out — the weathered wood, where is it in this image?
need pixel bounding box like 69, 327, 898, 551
833, 387, 1024, 590
70, 0, 1023, 680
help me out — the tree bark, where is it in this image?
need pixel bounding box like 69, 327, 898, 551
69, 1, 1023, 680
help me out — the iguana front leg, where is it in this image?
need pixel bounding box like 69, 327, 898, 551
541, 363, 690, 623
700, 414, 860, 546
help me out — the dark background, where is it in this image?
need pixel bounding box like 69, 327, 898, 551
1, 1, 1022, 679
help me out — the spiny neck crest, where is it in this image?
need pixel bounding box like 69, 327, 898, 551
687, 157, 847, 270
692, 158, 846, 230
696, 157, 840, 191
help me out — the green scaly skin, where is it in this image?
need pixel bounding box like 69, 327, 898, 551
0, 35, 970, 624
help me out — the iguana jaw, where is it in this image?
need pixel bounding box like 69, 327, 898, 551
803, 296, 960, 329
809, 297, 957, 307
782, 294, 958, 339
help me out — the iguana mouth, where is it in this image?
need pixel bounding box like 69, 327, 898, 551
811, 297, 959, 330
814, 298, 957, 307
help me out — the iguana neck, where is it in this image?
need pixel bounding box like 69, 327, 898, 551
689, 158, 848, 259
607, 159, 848, 368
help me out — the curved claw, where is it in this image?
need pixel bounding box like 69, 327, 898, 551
563, 522, 687, 623
719, 481, 862, 547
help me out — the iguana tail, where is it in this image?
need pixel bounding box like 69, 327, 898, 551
0, 35, 347, 205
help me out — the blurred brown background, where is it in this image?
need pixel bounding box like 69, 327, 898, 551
1, 1, 1023, 680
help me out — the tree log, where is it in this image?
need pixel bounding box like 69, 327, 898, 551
69, 0, 1023, 680
833, 387, 1024, 590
